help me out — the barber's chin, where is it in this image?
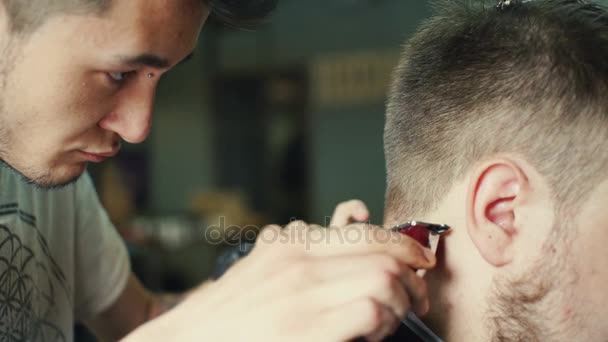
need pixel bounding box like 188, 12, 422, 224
30, 162, 88, 190
55, 163, 88, 186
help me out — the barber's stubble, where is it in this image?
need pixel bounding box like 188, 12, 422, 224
0, 36, 78, 189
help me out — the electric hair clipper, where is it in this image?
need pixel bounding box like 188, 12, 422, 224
389, 221, 451, 342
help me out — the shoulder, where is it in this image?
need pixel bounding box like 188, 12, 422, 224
74, 172, 97, 196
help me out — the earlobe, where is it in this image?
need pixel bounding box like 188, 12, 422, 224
466, 160, 528, 267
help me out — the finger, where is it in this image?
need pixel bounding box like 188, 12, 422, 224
400, 265, 430, 316
326, 255, 429, 316
297, 266, 415, 322
314, 298, 397, 342
221, 224, 288, 281
255, 224, 284, 247
365, 308, 400, 342
305, 224, 437, 269
330, 200, 370, 227
236, 253, 408, 306
243, 224, 288, 267
255, 223, 436, 279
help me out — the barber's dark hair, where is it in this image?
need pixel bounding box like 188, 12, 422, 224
210, 0, 277, 29
0, 0, 277, 34
384, 0, 608, 220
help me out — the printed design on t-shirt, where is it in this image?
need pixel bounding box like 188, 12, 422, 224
0, 203, 70, 342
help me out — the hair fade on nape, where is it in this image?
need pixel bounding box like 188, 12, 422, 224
384, 0, 608, 220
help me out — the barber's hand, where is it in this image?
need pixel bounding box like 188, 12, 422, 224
329, 199, 370, 227
125, 221, 435, 342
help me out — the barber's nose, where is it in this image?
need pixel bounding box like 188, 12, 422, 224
99, 89, 156, 144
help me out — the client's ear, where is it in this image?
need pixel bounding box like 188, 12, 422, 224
466, 159, 529, 267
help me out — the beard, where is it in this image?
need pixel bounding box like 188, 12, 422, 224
486, 221, 579, 341
0, 160, 85, 190
0, 39, 85, 190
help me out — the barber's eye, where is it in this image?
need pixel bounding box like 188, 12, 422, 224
107, 71, 135, 83
109, 72, 126, 81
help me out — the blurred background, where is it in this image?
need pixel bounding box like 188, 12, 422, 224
79, 3, 431, 338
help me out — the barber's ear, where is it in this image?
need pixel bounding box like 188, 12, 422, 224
466, 160, 528, 267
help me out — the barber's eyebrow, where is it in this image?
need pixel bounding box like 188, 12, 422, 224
117, 52, 194, 69
118, 54, 170, 69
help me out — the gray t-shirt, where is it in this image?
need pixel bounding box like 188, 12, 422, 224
0, 167, 130, 341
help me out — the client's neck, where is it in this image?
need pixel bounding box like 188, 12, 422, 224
422, 233, 493, 341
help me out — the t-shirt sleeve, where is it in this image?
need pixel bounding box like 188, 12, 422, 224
73, 173, 131, 321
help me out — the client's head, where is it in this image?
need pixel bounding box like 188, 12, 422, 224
383, 0, 608, 340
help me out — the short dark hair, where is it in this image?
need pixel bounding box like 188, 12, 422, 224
0, 0, 277, 34
384, 0, 608, 220
209, 0, 277, 29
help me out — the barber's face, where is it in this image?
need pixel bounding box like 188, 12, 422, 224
0, 0, 208, 187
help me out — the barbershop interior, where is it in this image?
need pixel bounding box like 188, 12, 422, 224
75, 0, 608, 339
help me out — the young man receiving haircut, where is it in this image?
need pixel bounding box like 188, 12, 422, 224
384, 0, 608, 340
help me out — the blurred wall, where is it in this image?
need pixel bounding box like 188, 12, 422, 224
219, 0, 432, 223
148, 1, 432, 222
149, 44, 214, 214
